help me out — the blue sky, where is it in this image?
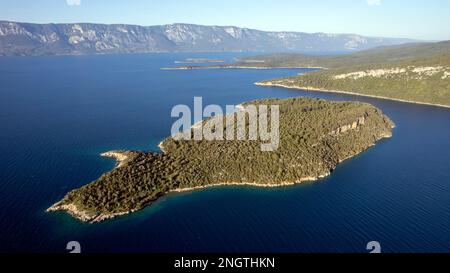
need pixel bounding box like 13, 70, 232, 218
0, 0, 449, 40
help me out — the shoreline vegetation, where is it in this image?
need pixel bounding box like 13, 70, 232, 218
255, 82, 450, 109
48, 97, 394, 223
47, 150, 329, 223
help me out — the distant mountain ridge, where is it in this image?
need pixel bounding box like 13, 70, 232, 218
0, 21, 415, 56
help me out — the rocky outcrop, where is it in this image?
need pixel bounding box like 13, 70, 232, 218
100, 150, 139, 168
330, 116, 366, 135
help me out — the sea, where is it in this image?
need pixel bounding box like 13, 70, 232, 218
0, 53, 449, 252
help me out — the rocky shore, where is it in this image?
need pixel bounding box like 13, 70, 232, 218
46, 202, 136, 223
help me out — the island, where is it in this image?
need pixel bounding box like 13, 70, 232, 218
47, 97, 394, 222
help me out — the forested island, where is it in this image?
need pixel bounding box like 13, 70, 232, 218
48, 97, 394, 222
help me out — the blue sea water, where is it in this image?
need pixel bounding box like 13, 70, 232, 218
0, 53, 449, 253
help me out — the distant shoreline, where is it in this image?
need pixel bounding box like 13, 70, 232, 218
174, 58, 225, 64
161, 66, 323, 70
255, 82, 450, 109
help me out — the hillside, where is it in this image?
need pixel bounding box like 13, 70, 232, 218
0, 21, 414, 56
255, 42, 450, 107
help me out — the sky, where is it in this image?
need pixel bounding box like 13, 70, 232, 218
0, 0, 449, 40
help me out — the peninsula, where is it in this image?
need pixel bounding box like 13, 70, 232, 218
161, 65, 322, 70
47, 97, 394, 222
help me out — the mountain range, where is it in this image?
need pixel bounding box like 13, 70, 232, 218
0, 21, 415, 56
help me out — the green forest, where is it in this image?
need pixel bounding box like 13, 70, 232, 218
258, 53, 450, 107
251, 41, 450, 107
50, 97, 394, 222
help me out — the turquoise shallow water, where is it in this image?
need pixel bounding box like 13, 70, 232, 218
0, 53, 449, 252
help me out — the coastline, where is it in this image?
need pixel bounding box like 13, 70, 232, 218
169, 176, 326, 193
46, 202, 137, 223
161, 66, 323, 70
100, 150, 136, 168
46, 150, 139, 223
48, 128, 393, 223
255, 82, 450, 109
47, 175, 328, 223
174, 60, 225, 64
